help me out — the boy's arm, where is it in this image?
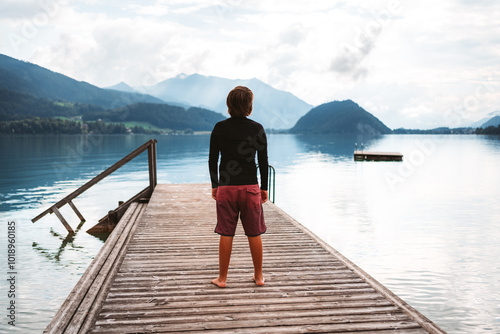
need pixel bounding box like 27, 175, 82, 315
208, 128, 219, 190
257, 127, 269, 191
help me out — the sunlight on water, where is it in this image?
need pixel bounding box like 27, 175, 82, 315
272, 134, 500, 333
1, 134, 499, 333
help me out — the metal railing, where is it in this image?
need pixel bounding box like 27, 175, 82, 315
268, 165, 276, 203
257, 164, 276, 203
32, 139, 158, 234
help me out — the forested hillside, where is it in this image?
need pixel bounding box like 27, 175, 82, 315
0, 54, 164, 109
83, 103, 225, 131
290, 100, 392, 135
0, 88, 103, 121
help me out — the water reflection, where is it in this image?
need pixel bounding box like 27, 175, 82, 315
292, 133, 384, 157
32, 223, 87, 263
1, 134, 500, 333
273, 134, 500, 334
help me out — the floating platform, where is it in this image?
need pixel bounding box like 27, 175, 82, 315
44, 184, 444, 333
354, 151, 403, 161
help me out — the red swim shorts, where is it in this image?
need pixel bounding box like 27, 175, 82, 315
215, 184, 266, 237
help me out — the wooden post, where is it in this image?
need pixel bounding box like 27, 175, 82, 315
153, 140, 157, 186
107, 210, 117, 226
33, 140, 157, 224
68, 200, 85, 222
51, 207, 74, 234
147, 142, 157, 190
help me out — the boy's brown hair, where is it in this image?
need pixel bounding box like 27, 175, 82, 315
226, 86, 253, 117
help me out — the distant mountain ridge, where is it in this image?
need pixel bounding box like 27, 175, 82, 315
1, 53, 397, 135
470, 111, 500, 128
0, 54, 164, 109
290, 100, 392, 135
134, 74, 313, 129
480, 115, 500, 128
0, 54, 226, 133
105, 81, 137, 93
1, 53, 312, 130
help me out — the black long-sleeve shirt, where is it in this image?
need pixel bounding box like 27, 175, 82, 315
209, 116, 269, 190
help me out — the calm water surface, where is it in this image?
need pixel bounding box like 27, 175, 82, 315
0, 134, 499, 333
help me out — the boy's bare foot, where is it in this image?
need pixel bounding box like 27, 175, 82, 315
211, 278, 226, 288
252, 276, 265, 286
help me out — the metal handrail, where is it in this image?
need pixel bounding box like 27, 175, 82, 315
268, 165, 276, 203
257, 164, 275, 203
32, 139, 158, 234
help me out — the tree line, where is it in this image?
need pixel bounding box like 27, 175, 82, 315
475, 125, 500, 135
0, 118, 160, 135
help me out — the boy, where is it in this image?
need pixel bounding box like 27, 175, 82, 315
208, 86, 269, 288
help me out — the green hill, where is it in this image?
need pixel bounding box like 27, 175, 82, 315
0, 54, 164, 109
83, 103, 225, 131
290, 100, 392, 135
0, 88, 103, 121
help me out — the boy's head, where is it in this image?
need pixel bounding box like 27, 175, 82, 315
227, 86, 253, 117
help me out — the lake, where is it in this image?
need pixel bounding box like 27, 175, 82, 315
1, 133, 499, 333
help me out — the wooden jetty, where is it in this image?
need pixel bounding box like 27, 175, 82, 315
44, 183, 446, 334
354, 151, 403, 161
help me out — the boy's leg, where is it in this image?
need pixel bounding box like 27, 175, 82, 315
247, 235, 265, 286
212, 235, 234, 288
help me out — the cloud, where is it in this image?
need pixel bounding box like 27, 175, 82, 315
125, 4, 170, 17
29, 10, 196, 86
279, 23, 305, 47
330, 40, 374, 80
0, 0, 41, 19
2, 0, 500, 129
329, 1, 402, 81
401, 105, 433, 118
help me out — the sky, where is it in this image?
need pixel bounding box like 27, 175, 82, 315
1, 0, 499, 129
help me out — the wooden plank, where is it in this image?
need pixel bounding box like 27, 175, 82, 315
68, 200, 85, 222
272, 203, 445, 334
66, 203, 145, 332
44, 203, 141, 333
33, 139, 156, 223
45, 183, 445, 333
354, 150, 403, 161
354, 150, 402, 156
96, 300, 396, 319
91, 318, 422, 333
84, 184, 445, 334
50, 206, 74, 234
78, 203, 147, 333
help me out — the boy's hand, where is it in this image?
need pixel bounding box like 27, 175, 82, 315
212, 188, 218, 200
261, 190, 268, 203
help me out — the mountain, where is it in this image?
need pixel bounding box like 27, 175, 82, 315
138, 74, 313, 129
480, 115, 500, 128
0, 88, 103, 121
0, 54, 165, 109
82, 103, 225, 131
290, 100, 392, 135
105, 81, 137, 93
470, 111, 500, 128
